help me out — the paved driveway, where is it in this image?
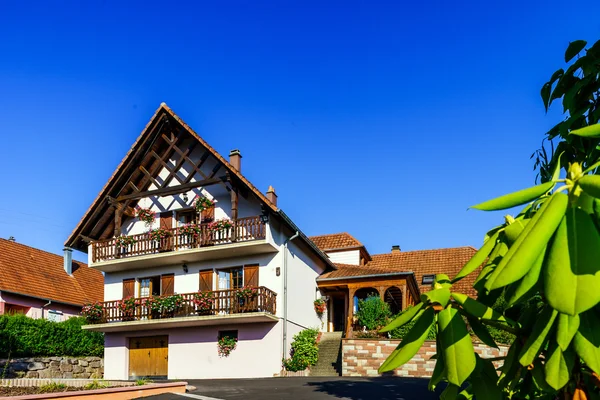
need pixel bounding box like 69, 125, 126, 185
139, 377, 440, 400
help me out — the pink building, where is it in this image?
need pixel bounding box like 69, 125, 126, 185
0, 238, 104, 321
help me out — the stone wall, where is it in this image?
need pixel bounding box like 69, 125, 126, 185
342, 339, 508, 377
0, 357, 104, 379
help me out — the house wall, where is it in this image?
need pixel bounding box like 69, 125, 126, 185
0, 291, 81, 321
104, 322, 282, 380
326, 250, 360, 266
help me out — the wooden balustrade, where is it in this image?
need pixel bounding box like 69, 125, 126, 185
92, 216, 266, 263
95, 286, 277, 324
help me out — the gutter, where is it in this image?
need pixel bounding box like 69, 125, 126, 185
0, 290, 84, 308
317, 271, 415, 282
41, 300, 52, 319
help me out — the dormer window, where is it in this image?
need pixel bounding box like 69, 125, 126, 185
422, 274, 435, 285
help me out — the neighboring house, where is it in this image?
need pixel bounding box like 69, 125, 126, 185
0, 238, 103, 321
65, 103, 478, 380
311, 233, 478, 336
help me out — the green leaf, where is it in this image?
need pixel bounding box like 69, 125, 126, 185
570, 123, 600, 138
550, 68, 565, 85
545, 207, 600, 315
552, 152, 564, 182
452, 292, 510, 323
378, 307, 435, 373
471, 181, 555, 211
505, 245, 545, 306
380, 302, 424, 333
440, 384, 459, 400
487, 193, 568, 291
498, 341, 522, 389
453, 232, 498, 283
467, 316, 498, 348
573, 309, 600, 375
438, 307, 476, 386
428, 344, 445, 391
544, 343, 571, 390
556, 313, 580, 351
531, 360, 554, 392
472, 369, 502, 400
503, 218, 528, 246
578, 175, 600, 198
565, 40, 587, 62
518, 306, 558, 366
541, 82, 552, 111
421, 288, 451, 307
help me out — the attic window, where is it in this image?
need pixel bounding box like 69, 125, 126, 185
422, 274, 435, 285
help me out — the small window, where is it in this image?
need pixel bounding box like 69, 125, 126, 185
218, 330, 238, 341
422, 274, 435, 285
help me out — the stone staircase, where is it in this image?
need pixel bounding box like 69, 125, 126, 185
310, 332, 343, 377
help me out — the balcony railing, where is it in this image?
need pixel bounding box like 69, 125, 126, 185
91, 216, 266, 263
90, 286, 277, 324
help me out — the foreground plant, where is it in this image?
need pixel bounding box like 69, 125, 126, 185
380, 40, 600, 400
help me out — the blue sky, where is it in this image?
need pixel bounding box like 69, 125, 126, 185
0, 1, 598, 261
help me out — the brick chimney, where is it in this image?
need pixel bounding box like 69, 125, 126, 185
391, 245, 401, 253
266, 186, 278, 206
229, 149, 242, 172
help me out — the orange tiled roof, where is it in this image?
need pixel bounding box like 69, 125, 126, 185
309, 233, 363, 251
319, 246, 479, 297
0, 239, 104, 306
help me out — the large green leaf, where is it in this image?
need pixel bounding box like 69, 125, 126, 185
421, 287, 451, 307
503, 218, 529, 245
499, 341, 522, 389
380, 302, 424, 333
573, 309, 600, 375
506, 245, 545, 306
556, 313, 580, 351
565, 40, 587, 62
544, 343, 571, 390
453, 231, 498, 283
438, 307, 476, 386
440, 384, 459, 400
545, 207, 600, 315
452, 292, 510, 323
531, 360, 554, 392
570, 123, 600, 138
378, 307, 435, 373
467, 316, 498, 349
487, 193, 568, 291
578, 175, 600, 198
471, 181, 555, 211
428, 340, 445, 392
541, 82, 552, 111
518, 306, 558, 366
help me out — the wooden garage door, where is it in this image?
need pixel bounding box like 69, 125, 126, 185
129, 336, 168, 378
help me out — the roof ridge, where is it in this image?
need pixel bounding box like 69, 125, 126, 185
371, 246, 477, 257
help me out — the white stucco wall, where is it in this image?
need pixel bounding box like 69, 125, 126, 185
326, 249, 360, 265
104, 322, 282, 380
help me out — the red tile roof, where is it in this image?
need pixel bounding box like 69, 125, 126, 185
309, 233, 363, 251
0, 239, 104, 306
319, 246, 479, 297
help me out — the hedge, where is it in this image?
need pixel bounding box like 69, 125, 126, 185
0, 315, 104, 358
282, 328, 319, 372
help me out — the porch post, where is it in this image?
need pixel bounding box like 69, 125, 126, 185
402, 284, 408, 311
378, 286, 387, 301
346, 287, 356, 338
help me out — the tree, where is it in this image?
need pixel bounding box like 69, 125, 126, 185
381, 39, 600, 400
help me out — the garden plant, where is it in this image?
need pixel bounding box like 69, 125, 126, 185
380, 39, 600, 400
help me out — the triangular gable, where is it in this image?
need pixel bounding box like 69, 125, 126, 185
66, 103, 277, 252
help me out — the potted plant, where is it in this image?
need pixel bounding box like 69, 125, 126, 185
149, 294, 184, 318
236, 286, 258, 310
81, 302, 104, 323
208, 219, 232, 240
193, 291, 215, 315
118, 297, 137, 321
115, 235, 136, 255
314, 299, 326, 316
149, 228, 172, 250
179, 223, 202, 245
217, 335, 237, 357
136, 207, 155, 227
194, 196, 214, 213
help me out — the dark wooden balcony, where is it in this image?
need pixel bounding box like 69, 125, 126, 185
88, 287, 277, 326
91, 216, 266, 263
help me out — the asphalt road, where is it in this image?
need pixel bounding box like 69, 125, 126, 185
138, 376, 440, 400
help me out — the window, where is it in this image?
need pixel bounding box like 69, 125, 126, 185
139, 276, 161, 297
217, 267, 243, 290
46, 310, 63, 322
177, 209, 197, 226
218, 330, 238, 341
422, 274, 435, 285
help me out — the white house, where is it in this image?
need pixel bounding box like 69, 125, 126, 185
66, 103, 335, 380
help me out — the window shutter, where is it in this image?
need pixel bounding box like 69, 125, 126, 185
161, 274, 175, 295
122, 278, 135, 299
201, 206, 214, 223
199, 270, 213, 292
160, 211, 173, 230
243, 265, 259, 287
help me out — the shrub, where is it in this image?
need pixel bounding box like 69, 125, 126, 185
282, 328, 319, 372
83, 380, 107, 390
356, 295, 391, 330
0, 315, 104, 358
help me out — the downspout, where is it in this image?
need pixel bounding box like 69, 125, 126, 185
41, 300, 52, 319
283, 231, 300, 363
